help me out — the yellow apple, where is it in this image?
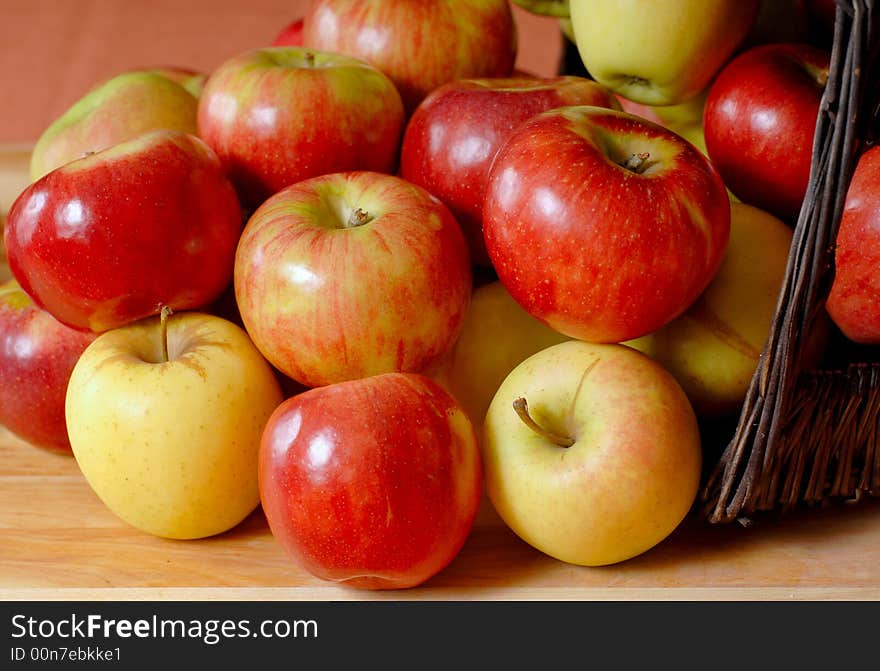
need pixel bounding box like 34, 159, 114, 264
482, 340, 702, 567
423, 280, 569, 427
66, 311, 284, 539
569, 0, 760, 105
626, 202, 795, 418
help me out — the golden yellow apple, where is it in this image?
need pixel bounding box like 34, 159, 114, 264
66, 311, 284, 539
626, 202, 793, 417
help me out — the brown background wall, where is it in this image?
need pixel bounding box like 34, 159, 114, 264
0, 0, 564, 143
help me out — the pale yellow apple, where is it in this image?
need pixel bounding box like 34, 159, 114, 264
423, 280, 569, 427
30, 71, 199, 180
482, 340, 702, 567
626, 202, 795, 418
569, 0, 760, 105
66, 311, 284, 540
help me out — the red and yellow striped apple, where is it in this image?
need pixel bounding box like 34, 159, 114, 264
302, 0, 517, 115
234, 171, 472, 389
197, 47, 405, 208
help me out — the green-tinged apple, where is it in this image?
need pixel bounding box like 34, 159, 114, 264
234, 171, 472, 388
260, 372, 482, 589
29, 71, 199, 180
0, 279, 96, 452
626, 203, 796, 417
302, 0, 517, 114
569, 0, 760, 105
66, 310, 284, 539
423, 281, 569, 427
483, 105, 730, 344
6, 130, 243, 333
197, 47, 405, 208
482, 340, 702, 566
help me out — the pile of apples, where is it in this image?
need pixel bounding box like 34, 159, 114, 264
1, 0, 875, 588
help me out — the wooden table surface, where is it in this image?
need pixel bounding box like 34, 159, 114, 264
2, 147, 879, 602
3, 426, 880, 602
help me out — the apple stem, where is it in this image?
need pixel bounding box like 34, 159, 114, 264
159, 305, 173, 364
512, 397, 574, 447
622, 152, 650, 173
347, 208, 373, 227
305, 51, 315, 67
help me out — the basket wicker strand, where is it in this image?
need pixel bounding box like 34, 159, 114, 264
700, 0, 880, 524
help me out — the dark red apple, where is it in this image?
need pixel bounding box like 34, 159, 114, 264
4, 130, 243, 332
703, 42, 830, 223
302, 0, 517, 115
197, 47, 405, 208
399, 75, 619, 267
826, 146, 880, 344
259, 372, 483, 590
0, 279, 96, 452
483, 106, 731, 344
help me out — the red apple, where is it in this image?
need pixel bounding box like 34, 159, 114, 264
703, 42, 830, 223
272, 18, 304, 46
302, 0, 517, 114
826, 146, 880, 344
483, 106, 730, 344
4, 130, 243, 332
0, 279, 96, 452
259, 372, 483, 590
399, 75, 619, 267
197, 47, 405, 208
234, 171, 472, 388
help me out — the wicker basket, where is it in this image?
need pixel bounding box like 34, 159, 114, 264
543, 0, 880, 523
699, 0, 880, 524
